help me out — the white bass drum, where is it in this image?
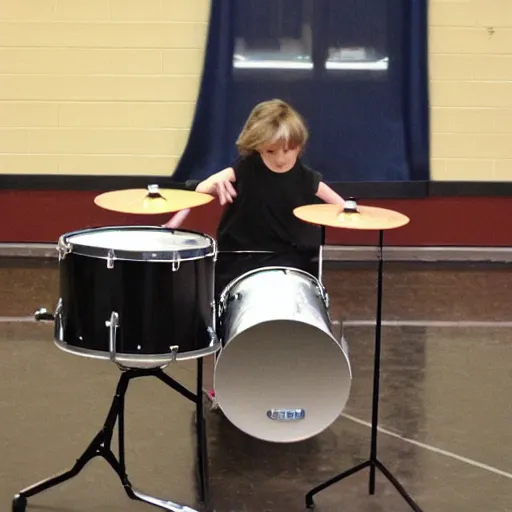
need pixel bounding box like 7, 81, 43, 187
214, 266, 351, 443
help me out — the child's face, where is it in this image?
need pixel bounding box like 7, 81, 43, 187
258, 141, 301, 173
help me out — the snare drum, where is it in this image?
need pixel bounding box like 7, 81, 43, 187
53, 226, 219, 368
214, 266, 351, 443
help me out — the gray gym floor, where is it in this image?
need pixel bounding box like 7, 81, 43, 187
1, 258, 511, 511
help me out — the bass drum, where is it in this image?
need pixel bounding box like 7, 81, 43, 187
53, 226, 219, 368
214, 266, 351, 443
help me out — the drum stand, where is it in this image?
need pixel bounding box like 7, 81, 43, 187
12, 359, 209, 512
306, 230, 423, 511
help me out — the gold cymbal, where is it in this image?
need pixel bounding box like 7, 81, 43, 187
94, 184, 214, 215
294, 200, 410, 231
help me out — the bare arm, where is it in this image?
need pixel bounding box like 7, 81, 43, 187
196, 167, 237, 205
162, 208, 191, 228
315, 181, 345, 205
162, 167, 237, 228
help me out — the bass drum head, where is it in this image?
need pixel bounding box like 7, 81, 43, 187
61, 226, 215, 261
214, 319, 351, 443
66, 227, 211, 251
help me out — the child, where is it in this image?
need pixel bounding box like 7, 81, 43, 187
164, 98, 344, 406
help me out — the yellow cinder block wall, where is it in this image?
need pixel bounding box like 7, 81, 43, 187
430, 0, 512, 181
0, 0, 210, 176
1, 0, 511, 181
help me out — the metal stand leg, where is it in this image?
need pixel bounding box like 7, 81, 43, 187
195, 358, 210, 505
318, 225, 326, 284
305, 230, 423, 511
12, 367, 207, 512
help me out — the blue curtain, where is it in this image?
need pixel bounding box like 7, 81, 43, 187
403, 0, 430, 181
173, 0, 429, 187
171, 0, 236, 182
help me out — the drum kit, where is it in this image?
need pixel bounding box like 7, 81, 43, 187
12, 184, 423, 512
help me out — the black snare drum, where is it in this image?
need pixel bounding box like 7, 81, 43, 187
53, 226, 219, 367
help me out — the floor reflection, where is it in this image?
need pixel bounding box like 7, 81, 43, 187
1, 261, 512, 511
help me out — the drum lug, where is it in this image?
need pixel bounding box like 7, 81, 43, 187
212, 238, 218, 262
34, 307, 55, 322
106, 311, 120, 364
207, 326, 219, 348
54, 298, 64, 341
107, 249, 115, 269
210, 301, 217, 329
57, 240, 72, 261
172, 251, 181, 271
219, 291, 240, 318
315, 285, 329, 308
169, 345, 179, 362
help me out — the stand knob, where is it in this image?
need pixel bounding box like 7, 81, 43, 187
34, 308, 55, 322
147, 184, 163, 199
343, 197, 358, 214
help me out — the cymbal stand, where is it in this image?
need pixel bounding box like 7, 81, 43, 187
318, 226, 325, 284
305, 229, 423, 511
12, 355, 209, 512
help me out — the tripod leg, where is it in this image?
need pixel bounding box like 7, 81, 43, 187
369, 463, 376, 496
102, 448, 136, 497
156, 370, 196, 403
98, 370, 203, 511
115, 372, 136, 500
12, 435, 102, 505
305, 461, 370, 509
368, 229, 384, 495
12, 370, 132, 511
13, 367, 203, 512
305, 228, 423, 511
118, 377, 127, 472
375, 461, 424, 512
100, 450, 199, 512
154, 365, 209, 503
195, 358, 210, 505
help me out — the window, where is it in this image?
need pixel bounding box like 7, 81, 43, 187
233, 0, 389, 75
234, 0, 314, 70
174, 0, 429, 191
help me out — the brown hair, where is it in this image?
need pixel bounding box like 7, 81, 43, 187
236, 99, 309, 156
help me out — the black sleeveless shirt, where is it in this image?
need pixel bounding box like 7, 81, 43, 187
182, 153, 323, 297
216, 152, 322, 252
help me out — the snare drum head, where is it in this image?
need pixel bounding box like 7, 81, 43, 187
214, 320, 351, 443
62, 226, 214, 261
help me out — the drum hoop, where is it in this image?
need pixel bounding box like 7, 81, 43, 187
58, 225, 216, 262
219, 265, 325, 308
54, 338, 221, 365
218, 250, 274, 254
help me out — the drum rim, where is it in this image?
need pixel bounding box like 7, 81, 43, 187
219, 265, 325, 307
58, 225, 217, 262
213, 322, 352, 443
54, 337, 221, 366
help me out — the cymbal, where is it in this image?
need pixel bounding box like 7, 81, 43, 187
294, 200, 410, 231
94, 184, 214, 215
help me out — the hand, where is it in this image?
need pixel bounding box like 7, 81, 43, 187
196, 167, 237, 206
316, 182, 344, 206
162, 208, 191, 229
